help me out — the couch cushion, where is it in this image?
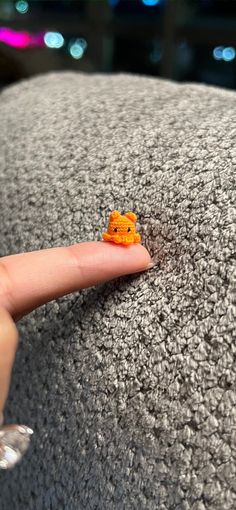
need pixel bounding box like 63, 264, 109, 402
0, 72, 235, 510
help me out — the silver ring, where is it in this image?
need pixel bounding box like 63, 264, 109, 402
0, 414, 33, 469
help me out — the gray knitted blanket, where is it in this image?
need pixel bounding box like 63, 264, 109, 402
0, 73, 235, 510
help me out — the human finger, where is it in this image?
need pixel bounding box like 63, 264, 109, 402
0, 307, 18, 414
0, 241, 152, 320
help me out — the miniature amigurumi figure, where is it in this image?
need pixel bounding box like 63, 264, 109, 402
103, 210, 141, 246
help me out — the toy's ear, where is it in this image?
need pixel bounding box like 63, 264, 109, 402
125, 212, 137, 223
110, 210, 120, 221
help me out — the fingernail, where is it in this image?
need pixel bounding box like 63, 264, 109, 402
146, 261, 154, 270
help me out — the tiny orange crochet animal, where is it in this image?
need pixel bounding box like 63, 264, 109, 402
103, 210, 141, 246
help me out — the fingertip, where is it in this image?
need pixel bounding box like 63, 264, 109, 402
97, 241, 152, 275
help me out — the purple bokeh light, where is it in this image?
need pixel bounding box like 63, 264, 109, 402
0, 27, 44, 49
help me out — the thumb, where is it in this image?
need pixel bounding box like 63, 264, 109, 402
0, 307, 18, 416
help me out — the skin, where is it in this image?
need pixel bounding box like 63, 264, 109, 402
0, 241, 152, 419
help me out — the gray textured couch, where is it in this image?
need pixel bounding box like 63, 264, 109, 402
0, 72, 235, 509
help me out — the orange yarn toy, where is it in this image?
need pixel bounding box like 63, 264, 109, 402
103, 210, 141, 246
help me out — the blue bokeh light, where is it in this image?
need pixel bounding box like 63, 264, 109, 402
142, 0, 160, 6
69, 39, 86, 59
44, 32, 64, 49
213, 46, 235, 62
15, 0, 29, 14
213, 46, 223, 60
222, 47, 236, 62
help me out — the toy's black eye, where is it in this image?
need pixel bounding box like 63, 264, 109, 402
113, 227, 118, 232
127, 227, 131, 232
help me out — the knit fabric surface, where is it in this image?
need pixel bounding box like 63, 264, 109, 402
0, 72, 235, 510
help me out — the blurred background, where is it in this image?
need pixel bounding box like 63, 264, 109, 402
0, 0, 236, 89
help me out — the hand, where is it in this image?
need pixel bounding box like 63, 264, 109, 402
0, 241, 152, 417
